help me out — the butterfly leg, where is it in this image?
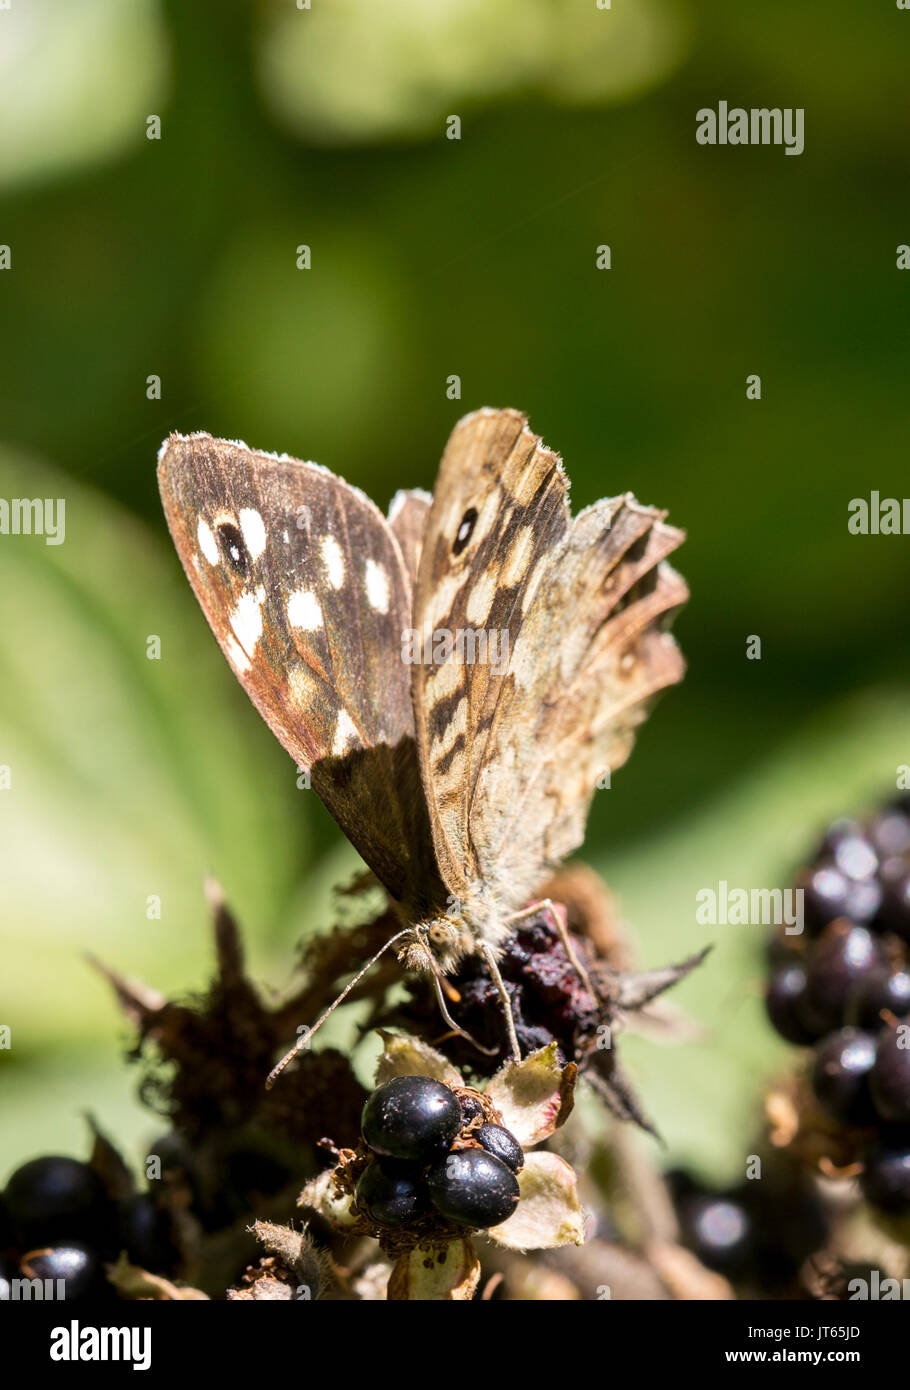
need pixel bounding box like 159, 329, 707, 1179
479, 940, 522, 1063
506, 898, 598, 1002
428, 971, 501, 1058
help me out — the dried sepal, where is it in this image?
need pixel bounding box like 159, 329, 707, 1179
249, 1219, 328, 1299
86, 1114, 135, 1201
227, 1257, 297, 1301
298, 1168, 358, 1228
106, 1254, 208, 1301
387, 1239, 480, 1301
488, 1152, 584, 1251
375, 1029, 462, 1088
485, 1043, 577, 1147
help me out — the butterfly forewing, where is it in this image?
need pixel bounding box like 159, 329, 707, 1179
157, 433, 445, 912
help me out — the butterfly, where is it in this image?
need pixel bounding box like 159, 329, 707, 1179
157, 408, 687, 1080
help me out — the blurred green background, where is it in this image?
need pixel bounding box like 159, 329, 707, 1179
2, 0, 909, 1183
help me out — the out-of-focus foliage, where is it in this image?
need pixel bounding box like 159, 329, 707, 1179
258, 0, 690, 145
0, 0, 168, 191
1, 0, 908, 1175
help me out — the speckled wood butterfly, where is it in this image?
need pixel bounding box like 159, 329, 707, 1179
157, 408, 687, 1078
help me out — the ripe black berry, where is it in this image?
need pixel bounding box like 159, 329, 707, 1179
765, 963, 823, 1045
355, 1159, 428, 1226
427, 1149, 520, 1228
856, 967, 910, 1028
830, 831, 877, 883
875, 869, 910, 943
677, 1192, 753, 1274
810, 1028, 877, 1125
361, 1075, 461, 1162
117, 1193, 176, 1273
804, 922, 884, 1032
19, 1244, 102, 1300
868, 810, 910, 858
476, 1123, 524, 1173
4, 1156, 107, 1247
803, 864, 852, 934
870, 1025, 910, 1123
860, 1138, 910, 1214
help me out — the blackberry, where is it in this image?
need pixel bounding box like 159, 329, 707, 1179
117, 1193, 177, 1273
355, 1159, 428, 1226
876, 869, 910, 943
671, 1168, 827, 1291
855, 967, 910, 1028
19, 1244, 103, 1301
4, 1156, 107, 1249
427, 1149, 520, 1229
361, 1075, 461, 1162
767, 792, 910, 1228
476, 1123, 524, 1174
765, 962, 823, 1045
868, 810, 910, 858
804, 921, 884, 1033
802, 863, 853, 935
860, 1137, 910, 1214
870, 1023, 910, 1123
676, 1191, 754, 1274
810, 1028, 877, 1125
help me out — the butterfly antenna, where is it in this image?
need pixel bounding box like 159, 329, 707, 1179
265, 927, 412, 1089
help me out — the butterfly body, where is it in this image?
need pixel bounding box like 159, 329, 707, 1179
158, 409, 688, 1060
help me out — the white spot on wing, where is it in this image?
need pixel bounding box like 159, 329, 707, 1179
288, 588, 323, 630
465, 572, 496, 626
365, 558, 390, 614
225, 635, 251, 672
239, 508, 267, 560
321, 535, 345, 590
332, 708, 359, 755
197, 518, 219, 565
229, 587, 265, 661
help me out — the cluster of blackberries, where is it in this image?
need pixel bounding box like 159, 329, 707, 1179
765, 795, 910, 1214
0, 1155, 173, 1302
667, 1167, 827, 1293
354, 1076, 523, 1230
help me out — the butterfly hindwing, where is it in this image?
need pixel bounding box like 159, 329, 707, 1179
388, 488, 432, 586
157, 433, 445, 913
411, 408, 572, 899
412, 408, 687, 917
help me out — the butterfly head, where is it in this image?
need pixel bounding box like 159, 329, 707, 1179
398, 917, 472, 975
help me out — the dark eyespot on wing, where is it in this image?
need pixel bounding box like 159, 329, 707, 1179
217, 521, 249, 576
453, 506, 478, 556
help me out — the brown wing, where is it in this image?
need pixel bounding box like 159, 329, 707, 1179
388, 488, 432, 585
412, 408, 687, 913
158, 433, 445, 915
